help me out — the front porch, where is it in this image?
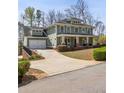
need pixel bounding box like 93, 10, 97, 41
57, 35, 95, 47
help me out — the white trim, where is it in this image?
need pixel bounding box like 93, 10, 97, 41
54, 23, 94, 28
57, 34, 97, 37
24, 36, 48, 39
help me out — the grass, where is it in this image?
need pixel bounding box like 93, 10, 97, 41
61, 48, 96, 60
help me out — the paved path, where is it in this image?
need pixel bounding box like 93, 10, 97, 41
19, 63, 106, 93
30, 49, 102, 76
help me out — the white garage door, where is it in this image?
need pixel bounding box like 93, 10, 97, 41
29, 39, 46, 49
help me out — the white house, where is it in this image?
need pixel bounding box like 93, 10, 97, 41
21, 17, 96, 49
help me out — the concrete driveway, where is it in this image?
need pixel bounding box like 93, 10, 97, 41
30, 49, 101, 76
19, 63, 106, 93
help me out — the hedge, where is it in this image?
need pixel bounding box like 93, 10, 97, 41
57, 45, 68, 52
57, 45, 84, 52
93, 47, 106, 61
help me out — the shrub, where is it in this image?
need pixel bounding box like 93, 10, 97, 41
93, 47, 106, 61
57, 45, 68, 52
29, 54, 44, 60
18, 60, 30, 83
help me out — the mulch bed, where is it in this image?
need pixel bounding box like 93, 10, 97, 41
19, 68, 48, 87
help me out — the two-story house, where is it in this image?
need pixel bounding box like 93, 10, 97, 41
22, 17, 96, 49
47, 17, 95, 48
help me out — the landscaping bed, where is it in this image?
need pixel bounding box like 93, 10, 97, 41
19, 68, 48, 87
18, 60, 30, 84
18, 59, 47, 87
22, 46, 45, 60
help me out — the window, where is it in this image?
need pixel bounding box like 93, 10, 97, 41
71, 26, 74, 33
67, 27, 70, 33
88, 28, 92, 34
83, 28, 85, 33
57, 25, 60, 33
64, 25, 67, 33
91, 28, 93, 31
75, 28, 78, 33
79, 27, 81, 33
61, 26, 64, 33
81, 28, 84, 33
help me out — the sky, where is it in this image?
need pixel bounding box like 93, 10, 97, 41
18, 0, 106, 25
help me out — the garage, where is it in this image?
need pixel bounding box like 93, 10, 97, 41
29, 39, 46, 49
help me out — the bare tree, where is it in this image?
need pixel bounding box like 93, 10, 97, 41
84, 12, 95, 25
94, 21, 106, 45
46, 10, 56, 25
76, 0, 88, 23
41, 11, 46, 27
95, 21, 105, 36
65, 5, 79, 18
64, 0, 89, 23
55, 11, 65, 22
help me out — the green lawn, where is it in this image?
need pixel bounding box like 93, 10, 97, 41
61, 48, 96, 60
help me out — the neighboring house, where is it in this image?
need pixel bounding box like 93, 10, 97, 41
21, 17, 96, 49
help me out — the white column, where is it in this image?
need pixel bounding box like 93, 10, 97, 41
61, 36, 65, 44
76, 37, 79, 46
86, 37, 89, 45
